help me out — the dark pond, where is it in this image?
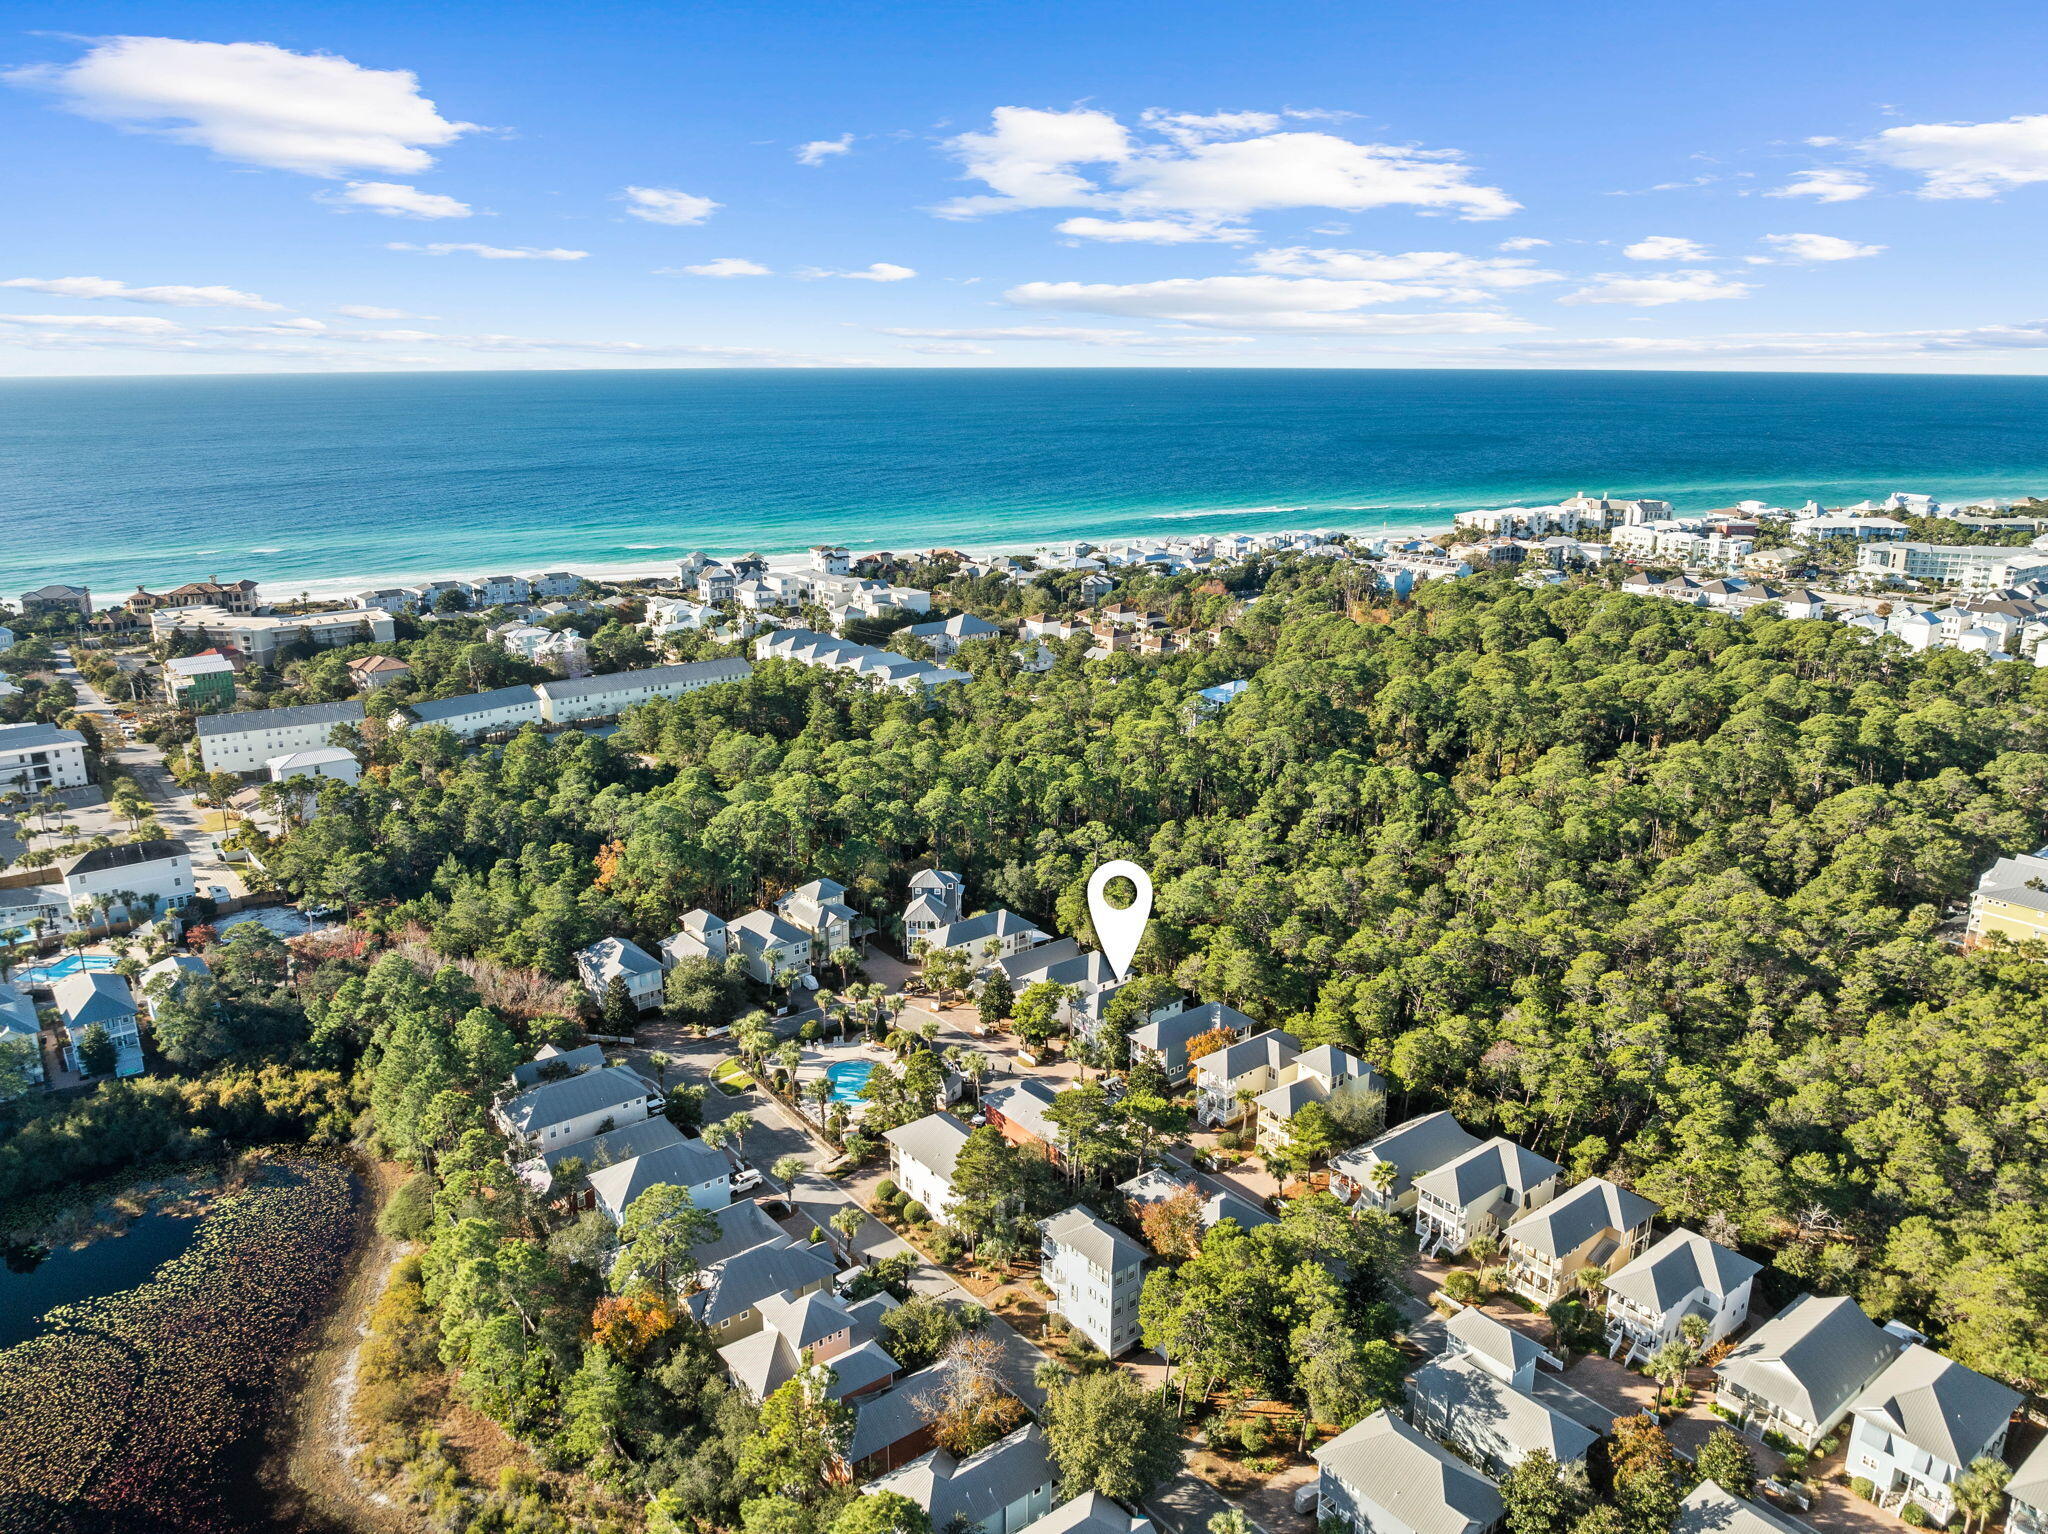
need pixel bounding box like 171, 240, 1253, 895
0, 1208, 208, 1349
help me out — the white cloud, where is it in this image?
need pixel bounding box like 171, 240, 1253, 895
1499, 236, 1550, 250
622, 186, 720, 225
1246, 246, 1562, 292
1804, 136, 1842, 147
878, 325, 1144, 341
1623, 235, 1711, 261
1755, 232, 1885, 263
0, 312, 188, 334
1766, 168, 1873, 202
388, 242, 588, 260
937, 105, 1517, 225
5, 36, 476, 176
801, 262, 916, 282
0, 275, 281, 310
796, 134, 854, 165
328, 181, 472, 218
1056, 215, 1254, 244
1004, 274, 1541, 333
1867, 113, 2048, 198
899, 341, 995, 355
334, 304, 427, 319
1558, 270, 1752, 306
667, 258, 772, 277
1467, 319, 2048, 364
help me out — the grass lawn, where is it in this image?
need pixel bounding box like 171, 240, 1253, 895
712, 1059, 755, 1095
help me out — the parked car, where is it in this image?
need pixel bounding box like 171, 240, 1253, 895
730, 1165, 763, 1193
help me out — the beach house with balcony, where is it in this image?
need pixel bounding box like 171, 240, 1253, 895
1714, 1294, 1908, 1449
1039, 1206, 1147, 1357
1412, 1138, 1562, 1256
924, 909, 1049, 965
1845, 1346, 2020, 1525
496, 1064, 661, 1151
1502, 1176, 1658, 1306
586, 1132, 734, 1220
883, 1111, 971, 1224
903, 869, 965, 944
729, 908, 814, 985
1191, 1028, 1301, 1128
0, 722, 90, 793
775, 878, 862, 959
718, 1288, 902, 1404
54, 970, 143, 1077
575, 936, 665, 1013
1602, 1228, 1760, 1363
1251, 1044, 1386, 1153
1128, 1000, 1253, 1082
660, 909, 729, 968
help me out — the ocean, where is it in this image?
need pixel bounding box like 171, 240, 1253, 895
5, 368, 2047, 599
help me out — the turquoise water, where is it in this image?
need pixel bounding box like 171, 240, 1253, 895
14, 954, 117, 986
5, 369, 2048, 596
826, 1059, 875, 1104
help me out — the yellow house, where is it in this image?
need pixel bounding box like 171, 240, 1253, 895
1966, 851, 2048, 946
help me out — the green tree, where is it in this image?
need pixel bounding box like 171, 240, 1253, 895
830, 1493, 933, 1534
145, 973, 236, 1064
979, 969, 1014, 1030
738, 1365, 855, 1505
1694, 1427, 1756, 1501
76, 1023, 117, 1077
1499, 1450, 1586, 1534
1041, 1370, 1184, 1500
614, 1183, 717, 1293
601, 975, 638, 1033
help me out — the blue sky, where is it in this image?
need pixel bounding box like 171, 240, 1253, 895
3, 0, 2046, 374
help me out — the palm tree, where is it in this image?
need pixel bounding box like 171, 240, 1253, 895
700, 1116, 741, 1161
830, 1205, 866, 1252
771, 1153, 808, 1188
1646, 1340, 1692, 1408
1954, 1457, 2011, 1534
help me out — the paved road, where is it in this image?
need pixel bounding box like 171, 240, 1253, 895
49, 646, 245, 899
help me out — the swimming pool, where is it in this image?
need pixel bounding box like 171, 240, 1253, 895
13, 954, 117, 988
825, 1060, 875, 1104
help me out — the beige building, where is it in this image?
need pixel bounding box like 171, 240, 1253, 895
1966, 850, 2048, 946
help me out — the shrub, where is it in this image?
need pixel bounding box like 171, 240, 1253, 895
1850, 1479, 1876, 1502
1901, 1506, 1930, 1528
876, 1178, 899, 1202
1238, 1417, 1270, 1453
1443, 1271, 1484, 1305
929, 1231, 963, 1263
902, 1200, 929, 1225
1218, 1130, 1245, 1151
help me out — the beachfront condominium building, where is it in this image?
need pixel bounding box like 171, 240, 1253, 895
124, 578, 261, 616
151, 606, 397, 667
1858, 542, 2048, 591
195, 699, 366, 775
0, 722, 91, 793
1039, 1206, 1146, 1357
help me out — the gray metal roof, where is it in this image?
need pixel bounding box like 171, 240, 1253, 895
534, 658, 752, 701
587, 1137, 731, 1219
1972, 853, 2048, 915
849, 1359, 957, 1465
1604, 1228, 1761, 1316
576, 936, 662, 985
58, 839, 188, 879
1195, 1028, 1301, 1084
1715, 1294, 1902, 1429
1041, 1205, 1147, 1272
689, 1200, 787, 1268
2006, 1432, 2048, 1513
883, 1112, 971, 1184
512, 1041, 608, 1087
542, 1113, 682, 1171
194, 699, 363, 737
929, 909, 1043, 948
1410, 1354, 1600, 1465
1504, 1176, 1658, 1259
982, 1077, 1059, 1143
867, 1425, 1054, 1532
1672, 1483, 1810, 1534
1314, 1410, 1503, 1534
1132, 1000, 1256, 1054
499, 1064, 653, 1135
1015, 1493, 1139, 1534
1849, 1345, 2020, 1469
0, 722, 86, 751
690, 1238, 839, 1326
1332, 1111, 1481, 1198
1445, 1306, 1547, 1379
406, 684, 540, 723
1414, 1137, 1562, 1212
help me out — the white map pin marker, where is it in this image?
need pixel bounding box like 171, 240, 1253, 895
1086, 859, 1153, 983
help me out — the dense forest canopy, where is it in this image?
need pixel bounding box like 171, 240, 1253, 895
264, 566, 2048, 1390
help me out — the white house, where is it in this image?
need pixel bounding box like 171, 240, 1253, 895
644, 596, 717, 636
1845, 1346, 2020, 1525
1501, 1176, 1659, 1306
661, 909, 730, 968
2005, 1437, 2048, 1534
729, 909, 814, 985
399, 684, 545, 739
473, 574, 533, 607
1860, 542, 2048, 591
1038, 1206, 1147, 1357
586, 1132, 735, 1221
811, 545, 852, 575
266, 746, 361, 785
0, 722, 91, 792
904, 869, 965, 943
1330, 1111, 1482, 1215
1191, 1028, 1301, 1128
904, 613, 1001, 659
882, 1111, 971, 1224
53, 970, 143, 1077
1409, 1348, 1597, 1475
496, 1063, 661, 1150
866, 1425, 1056, 1534
925, 909, 1049, 965
534, 659, 753, 724
1314, 1410, 1503, 1534
776, 878, 862, 959
576, 937, 665, 1012
194, 699, 365, 775
1413, 1138, 1563, 1255
1602, 1228, 1761, 1363
59, 840, 193, 924
1715, 1294, 1908, 1449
